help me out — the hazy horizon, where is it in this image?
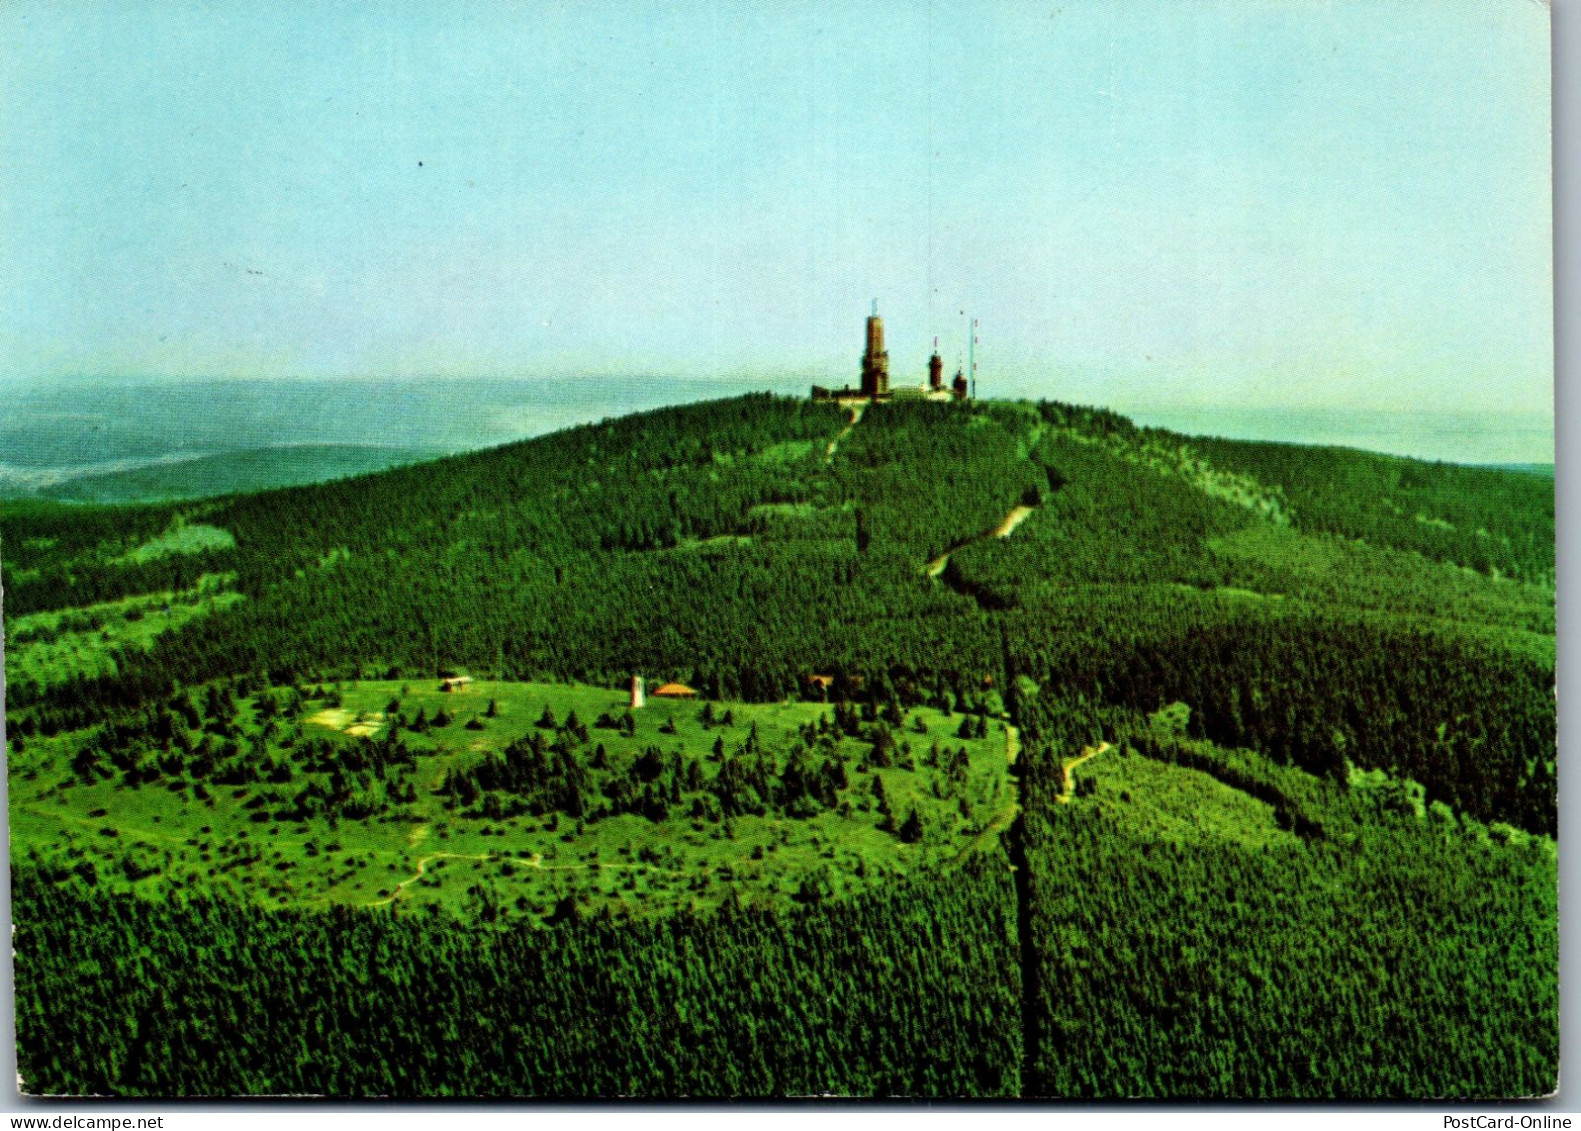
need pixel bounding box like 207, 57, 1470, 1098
0, 0, 1552, 423
0, 377, 1553, 496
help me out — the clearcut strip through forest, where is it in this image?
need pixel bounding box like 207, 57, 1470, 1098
4, 393, 1556, 1098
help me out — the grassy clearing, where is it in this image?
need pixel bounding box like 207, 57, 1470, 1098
671, 534, 752, 552
4, 575, 240, 691
756, 439, 817, 464
747, 502, 820, 519
1073, 746, 1292, 852
114, 522, 235, 564
10, 679, 1014, 927
1209, 521, 1554, 635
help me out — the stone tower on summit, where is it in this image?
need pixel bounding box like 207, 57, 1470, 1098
809, 303, 963, 403
860, 302, 889, 398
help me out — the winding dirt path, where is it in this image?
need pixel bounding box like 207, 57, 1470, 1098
367, 851, 491, 907
925, 502, 1038, 577
367, 847, 694, 908
825, 402, 866, 462
991, 505, 1035, 538
955, 722, 1024, 862
1055, 741, 1110, 804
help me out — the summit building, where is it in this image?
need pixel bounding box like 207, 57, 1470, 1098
812, 304, 968, 404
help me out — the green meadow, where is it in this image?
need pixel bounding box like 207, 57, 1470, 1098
11, 678, 1013, 925
4, 574, 240, 693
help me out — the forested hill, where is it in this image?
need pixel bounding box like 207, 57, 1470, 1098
3, 392, 1556, 835
3, 392, 1558, 1097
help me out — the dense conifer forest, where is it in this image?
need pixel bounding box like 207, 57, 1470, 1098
3, 393, 1557, 1097
15, 861, 1020, 1097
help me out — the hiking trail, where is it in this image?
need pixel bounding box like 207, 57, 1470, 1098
825, 402, 866, 462
925, 502, 1037, 577
1056, 741, 1110, 804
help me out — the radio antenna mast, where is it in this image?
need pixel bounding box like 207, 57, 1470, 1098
969, 318, 978, 400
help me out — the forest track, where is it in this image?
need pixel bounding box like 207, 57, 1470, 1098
825, 402, 866, 462
956, 724, 1023, 862
992, 505, 1035, 538
367, 851, 491, 906
368, 848, 694, 908
967, 803, 1020, 859
925, 502, 1038, 577
1055, 741, 1110, 804
25, 804, 188, 851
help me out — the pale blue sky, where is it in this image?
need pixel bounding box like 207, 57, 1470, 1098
0, 0, 1552, 416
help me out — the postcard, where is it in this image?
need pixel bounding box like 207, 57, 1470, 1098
1, 0, 1555, 1100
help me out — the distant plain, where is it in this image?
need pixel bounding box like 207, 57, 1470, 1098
0, 377, 1552, 504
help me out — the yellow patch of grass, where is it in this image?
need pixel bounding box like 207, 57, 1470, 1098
307, 708, 355, 730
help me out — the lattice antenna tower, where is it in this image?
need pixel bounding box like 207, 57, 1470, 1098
969, 318, 979, 400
